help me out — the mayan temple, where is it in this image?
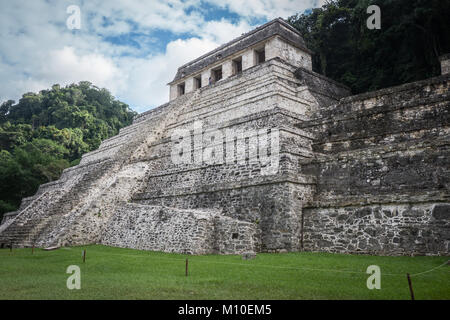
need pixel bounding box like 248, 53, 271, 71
0, 18, 449, 256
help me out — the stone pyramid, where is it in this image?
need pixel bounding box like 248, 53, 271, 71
1, 18, 448, 255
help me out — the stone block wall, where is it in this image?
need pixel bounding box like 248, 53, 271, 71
303, 203, 449, 255
101, 204, 258, 255
298, 74, 450, 255
440, 54, 450, 75
134, 182, 313, 252
266, 36, 312, 70
101, 204, 217, 254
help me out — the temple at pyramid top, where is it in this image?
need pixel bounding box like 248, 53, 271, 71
168, 18, 313, 101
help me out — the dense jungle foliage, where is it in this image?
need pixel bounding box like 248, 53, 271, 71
0, 82, 136, 219
288, 0, 450, 93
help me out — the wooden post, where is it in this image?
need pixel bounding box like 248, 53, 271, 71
32, 245, 34, 255
185, 258, 189, 277
82, 249, 86, 263
407, 273, 415, 300
300, 214, 304, 250
10, 242, 12, 253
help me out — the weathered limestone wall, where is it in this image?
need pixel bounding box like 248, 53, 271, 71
266, 36, 312, 70
101, 204, 258, 255
440, 54, 450, 75
134, 182, 313, 252
298, 74, 450, 255
303, 204, 449, 255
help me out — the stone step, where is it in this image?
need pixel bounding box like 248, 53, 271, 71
0, 90, 198, 248
190, 74, 279, 110
193, 61, 298, 103
173, 79, 300, 128
191, 69, 299, 111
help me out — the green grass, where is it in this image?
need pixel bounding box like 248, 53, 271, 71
0, 245, 448, 300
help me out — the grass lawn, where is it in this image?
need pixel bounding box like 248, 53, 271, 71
0, 245, 448, 300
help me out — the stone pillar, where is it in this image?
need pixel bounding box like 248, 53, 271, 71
242, 48, 255, 70
222, 60, 233, 80
202, 70, 211, 87
185, 77, 194, 93
439, 54, 450, 75
265, 37, 285, 63
169, 84, 178, 101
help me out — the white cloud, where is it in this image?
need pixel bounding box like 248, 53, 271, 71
202, 19, 253, 44
0, 0, 323, 113
203, 0, 326, 20
43, 47, 122, 92
118, 38, 219, 111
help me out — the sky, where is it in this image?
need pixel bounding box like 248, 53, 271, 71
0, 0, 326, 113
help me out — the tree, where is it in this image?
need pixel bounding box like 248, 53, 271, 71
288, 0, 450, 93
0, 100, 14, 124
0, 82, 137, 215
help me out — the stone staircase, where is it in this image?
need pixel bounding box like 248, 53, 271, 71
0, 162, 114, 247
0, 91, 199, 248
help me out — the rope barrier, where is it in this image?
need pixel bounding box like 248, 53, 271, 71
408, 260, 449, 277
3, 247, 447, 277
87, 250, 449, 277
